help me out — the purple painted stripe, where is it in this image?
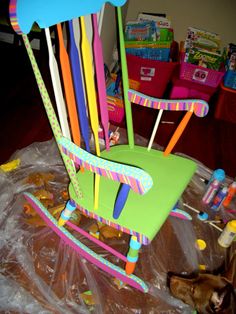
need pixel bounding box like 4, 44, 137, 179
98, 167, 102, 176
137, 181, 142, 194
140, 97, 145, 106
129, 177, 140, 194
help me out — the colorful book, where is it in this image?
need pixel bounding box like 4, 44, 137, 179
137, 13, 171, 29
187, 47, 222, 70
125, 21, 157, 41
227, 43, 236, 71
184, 27, 221, 52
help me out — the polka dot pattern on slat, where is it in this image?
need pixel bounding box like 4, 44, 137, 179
22, 34, 83, 199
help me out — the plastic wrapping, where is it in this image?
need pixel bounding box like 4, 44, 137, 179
0, 138, 236, 313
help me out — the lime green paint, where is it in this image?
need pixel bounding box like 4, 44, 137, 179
69, 145, 196, 243
117, 7, 134, 148
128, 248, 139, 257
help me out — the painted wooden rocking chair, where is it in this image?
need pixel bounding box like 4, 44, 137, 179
9, 0, 209, 292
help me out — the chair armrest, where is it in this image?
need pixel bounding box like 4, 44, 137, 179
128, 89, 209, 117
58, 137, 153, 195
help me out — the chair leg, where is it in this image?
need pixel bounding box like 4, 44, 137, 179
125, 236, 141, 275
58, 199, 76, 226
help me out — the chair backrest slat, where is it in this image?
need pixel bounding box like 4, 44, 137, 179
80, 16, 102, 209
68, 19, 90, 152
44, 27, 71, 140
57, 23, 81, 146
21, 34, 83, 200
92, 13, 110, 151
80, 16, 100, 157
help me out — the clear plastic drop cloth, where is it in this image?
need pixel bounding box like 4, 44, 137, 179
0, 137, 235, 314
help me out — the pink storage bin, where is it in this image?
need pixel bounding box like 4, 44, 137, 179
179, 54, 225, 88
170, 77, 217, 102
107, 97, 124, 124
106, 74, 140, 124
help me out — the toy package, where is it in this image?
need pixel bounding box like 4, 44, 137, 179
182, 26, 224, 72
226, 43, 236, 71
184, 27, 221, 52
137, 13, 172, 29
223, 43, 236, 90
186, 47, 222, 70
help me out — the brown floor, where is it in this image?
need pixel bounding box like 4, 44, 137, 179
1, 137, 235, 313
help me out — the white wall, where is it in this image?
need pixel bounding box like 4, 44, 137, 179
125, 0, 236, 49
101, 2, 129, 67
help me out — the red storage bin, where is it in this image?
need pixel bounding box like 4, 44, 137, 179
214, 84, 236, 123
126, 54, 178, 98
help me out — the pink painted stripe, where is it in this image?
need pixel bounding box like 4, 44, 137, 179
24, 193, 148, 292
75, 201, 150, 245
66, 221, 127, 262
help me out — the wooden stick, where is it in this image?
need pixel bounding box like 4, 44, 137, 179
164, 111, 193, 156
148, 109, 163, 151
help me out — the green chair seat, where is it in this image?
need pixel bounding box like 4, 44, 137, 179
69, 145, 196, 244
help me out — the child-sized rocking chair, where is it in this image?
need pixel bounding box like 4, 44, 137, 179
9, 0, 209, 292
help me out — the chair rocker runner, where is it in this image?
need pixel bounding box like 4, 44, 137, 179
9, 0, 209, 293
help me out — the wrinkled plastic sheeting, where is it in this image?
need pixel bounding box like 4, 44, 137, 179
0, 138, 235, 314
